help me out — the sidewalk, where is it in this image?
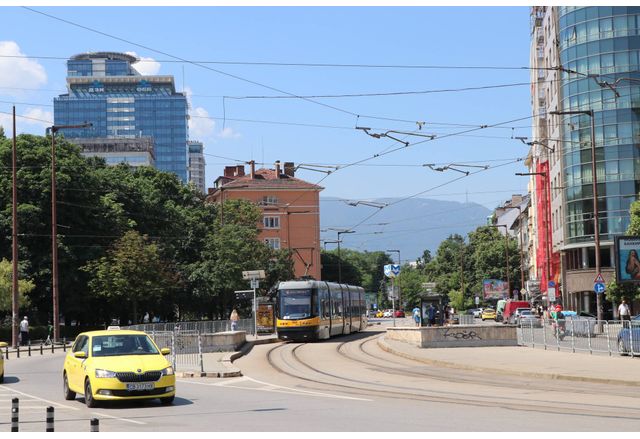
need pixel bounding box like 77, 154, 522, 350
378, 336, 640, 386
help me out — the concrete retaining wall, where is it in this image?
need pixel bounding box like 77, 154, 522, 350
386, 325, 517, 348
201, 331, 246, 352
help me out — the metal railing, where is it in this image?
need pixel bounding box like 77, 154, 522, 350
123, 319, 254, 372
518, 318, 639, 357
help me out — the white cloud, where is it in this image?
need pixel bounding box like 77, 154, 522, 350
218, 127, 241, 139
125, 51, 161, 75
0, 41, 47, 96
189, 106, 216, 139
0, 107, 53, 136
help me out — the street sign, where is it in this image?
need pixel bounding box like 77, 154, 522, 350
475, 296, 480, 305
384, 264, 400, 278
548, 287, 556, 302
548, 281, 555, 288
594, 273, 605, 284
594, 282, 606, 294
234, 290, 253, 300
242, 270, 265, 280
250, 279, 259, 289
422, 282, 436, 289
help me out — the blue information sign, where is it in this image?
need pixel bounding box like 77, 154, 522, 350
594, 282, 606, 294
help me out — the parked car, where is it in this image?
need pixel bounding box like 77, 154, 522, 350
383, 310, 393, 318
481, 308, 496, 321
466, 308, 483, 318
394, 310, 405, 318
564, 314, 597, 337
617, 315, 640, 355
516, 310, 542, 327
508, 307, 532, 324
375, 310, 384, 318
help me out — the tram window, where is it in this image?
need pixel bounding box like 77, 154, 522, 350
319, 287, 330, 319
279, 289, 314, 319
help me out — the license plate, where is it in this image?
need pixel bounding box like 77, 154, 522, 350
126, 382, 154, 391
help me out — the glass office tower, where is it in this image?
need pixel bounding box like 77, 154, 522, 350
54, 52, 188, 182
559, 7, 640, 244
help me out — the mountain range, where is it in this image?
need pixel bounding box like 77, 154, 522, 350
320, 197, 492, 262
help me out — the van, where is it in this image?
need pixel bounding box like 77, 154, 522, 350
502, 300, 531, 324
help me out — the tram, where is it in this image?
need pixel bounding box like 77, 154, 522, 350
276, 280, 367, 341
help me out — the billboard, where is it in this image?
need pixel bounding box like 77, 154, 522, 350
483, 279, 508, 300
615, 236, 640, 283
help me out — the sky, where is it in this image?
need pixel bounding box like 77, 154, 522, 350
0, 5, 535, 244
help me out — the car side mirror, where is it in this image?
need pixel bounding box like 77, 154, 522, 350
161, 348, 171, 355
73, 351, 87, 359
0, 342, 7, 348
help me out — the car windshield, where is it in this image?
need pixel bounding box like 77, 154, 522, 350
92, 334, 159, 357
520, 310, 532, 316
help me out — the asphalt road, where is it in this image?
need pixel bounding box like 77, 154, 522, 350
1, 323, 639, 431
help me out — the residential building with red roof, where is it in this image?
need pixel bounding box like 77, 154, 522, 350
206, 160, 322, 280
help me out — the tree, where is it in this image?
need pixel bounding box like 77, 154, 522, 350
394, 265, 427, 308
82, 231, 176, 324
0, 259, 34, 312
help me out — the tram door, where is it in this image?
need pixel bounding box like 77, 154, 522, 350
329, 283, 344, 336
318, 284, 331, 339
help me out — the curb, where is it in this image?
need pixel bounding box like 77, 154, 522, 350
377, 337, 640, 387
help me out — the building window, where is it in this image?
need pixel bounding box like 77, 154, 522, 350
263, 216, 280, 229
265, 238, 280, 250
261, 195, 279, 206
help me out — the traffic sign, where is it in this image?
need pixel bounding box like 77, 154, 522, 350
234, 290, 253, 300
594, 282, 606, 294
250, 279, 259, 289
594, 273, 605, 284
548, 281, 555, 288
242, 270, 265, 280
475, 296, 480, 305
548, 287, 556, 302
384, 264, 401, 278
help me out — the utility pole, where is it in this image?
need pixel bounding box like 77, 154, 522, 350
48, 122, 92, 342
11, 106, 19, 348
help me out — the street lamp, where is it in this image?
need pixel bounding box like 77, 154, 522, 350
488, 224, 510, 298
328, 229, 355, 283
551, 109, 601, 322
46, 122, 92, 342
516, 171, 552, 302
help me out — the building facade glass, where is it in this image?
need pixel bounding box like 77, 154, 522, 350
54, 52, 188, 182
558, 7, 640, 245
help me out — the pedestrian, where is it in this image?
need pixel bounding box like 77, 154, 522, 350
428, 304, 436, 327
619, 299, 631, 322
412, 306, 421, 327
230, 309, 239, 331
143, 312, 150, 323
19, 316, 29, 346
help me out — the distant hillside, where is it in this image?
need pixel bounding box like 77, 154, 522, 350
320, 197, 492, 262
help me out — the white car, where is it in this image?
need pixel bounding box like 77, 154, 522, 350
383, 310, 393, 318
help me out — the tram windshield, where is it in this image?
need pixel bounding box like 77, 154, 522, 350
278, 289, 315, 319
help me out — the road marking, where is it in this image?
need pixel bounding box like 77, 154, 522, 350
177, 377, 371, 401
92, 411, 147, 425
0, 385, 79, 410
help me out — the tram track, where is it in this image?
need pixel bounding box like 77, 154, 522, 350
261, 333, 640, 421
337, 331, 640, 399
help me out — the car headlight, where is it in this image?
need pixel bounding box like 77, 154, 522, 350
161, 366, 174, 376
95, 369, 117, 378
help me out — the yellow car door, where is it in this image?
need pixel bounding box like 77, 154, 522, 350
67, 335, 89, 391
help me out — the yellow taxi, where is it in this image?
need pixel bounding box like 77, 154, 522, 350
0, 341, 7, 382
481, 308, 497, 321
63, 328, 175, 407
375, 310, 384, 318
